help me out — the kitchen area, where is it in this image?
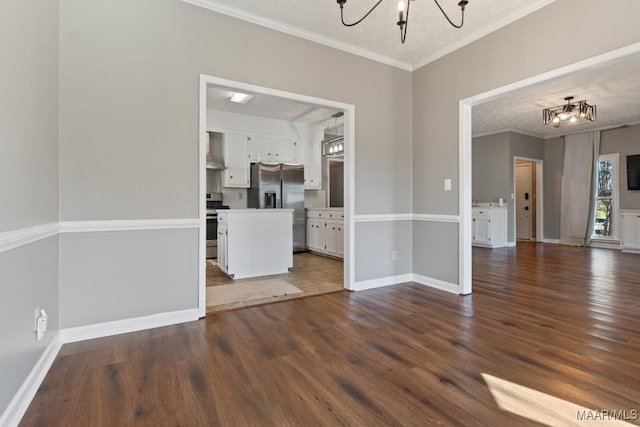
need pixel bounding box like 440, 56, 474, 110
204, 86, 346, 312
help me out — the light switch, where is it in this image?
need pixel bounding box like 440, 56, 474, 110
444, 179, 452, 191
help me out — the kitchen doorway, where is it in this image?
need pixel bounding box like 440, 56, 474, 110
198, 75, 355, 316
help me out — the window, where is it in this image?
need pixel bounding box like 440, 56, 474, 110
593, 153, 619, 240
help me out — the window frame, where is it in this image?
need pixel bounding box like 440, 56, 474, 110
592, 153, 620, 241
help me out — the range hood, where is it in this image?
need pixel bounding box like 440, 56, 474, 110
206, 132, 226, 170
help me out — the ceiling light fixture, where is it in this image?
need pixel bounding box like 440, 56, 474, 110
229, 92, 254, 104
543, 96, 596, 128
337, 0, 468, 44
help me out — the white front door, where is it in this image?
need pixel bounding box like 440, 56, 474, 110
516, 163, 532, 240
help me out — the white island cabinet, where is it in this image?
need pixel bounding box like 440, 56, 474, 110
472, 207, 507, 248
217, 209, 293, 279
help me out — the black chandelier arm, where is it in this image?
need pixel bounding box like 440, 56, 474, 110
432, 0, 466, 29
399, 0, 412, 44
338, 0, 384, 27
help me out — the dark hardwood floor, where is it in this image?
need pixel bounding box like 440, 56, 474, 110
20, 243, 640, 426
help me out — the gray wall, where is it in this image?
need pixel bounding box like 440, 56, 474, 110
601, 124, 640, 210
0, 0, 60, 417
59, 0, 413, 298
413, 0, 640, 283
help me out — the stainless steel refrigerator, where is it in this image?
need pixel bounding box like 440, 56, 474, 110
248, 162, 306, 252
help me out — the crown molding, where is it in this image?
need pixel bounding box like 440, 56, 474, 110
180, 0, 413, 71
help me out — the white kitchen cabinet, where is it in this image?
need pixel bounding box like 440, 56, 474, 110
248, 135, 297, 164
621, 210, 640, 253
472, 207, 507, 248
306, 209, 344, 258
303, 139, 322, 190
223, 132, 250, 188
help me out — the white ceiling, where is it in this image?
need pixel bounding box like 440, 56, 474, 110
193, 0, 640, 139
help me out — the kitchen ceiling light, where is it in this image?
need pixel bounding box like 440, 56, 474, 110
230, 92, 254, 104
337, 0, 468, 44
543, 96, 596, 128
322, 111, 345, 158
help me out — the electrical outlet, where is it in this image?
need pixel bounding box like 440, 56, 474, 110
392, 250, 398, 261
444, 179, 452, 191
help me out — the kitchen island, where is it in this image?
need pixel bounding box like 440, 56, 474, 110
217, 209, 293, 279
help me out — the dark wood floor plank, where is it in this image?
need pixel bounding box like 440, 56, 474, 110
20, 243, 640, 426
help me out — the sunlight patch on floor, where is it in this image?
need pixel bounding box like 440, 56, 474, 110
482, 373, 636, 426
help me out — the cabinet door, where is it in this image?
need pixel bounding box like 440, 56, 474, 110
335, 221, 344, 257
307, 219, 317, 250
273, 138, 296, 163
473, 216, 491, 244
224, 132, 250, 188
218, 224, 228, 273
304, 140, 322, 189
325, 220, 337, 254
316, 220, 326, 251
621, 212, 640, 250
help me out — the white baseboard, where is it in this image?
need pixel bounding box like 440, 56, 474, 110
506, 241, 517, 247
543, 238, 560, 244
412, 274, 459, 294
60, 308, 200, 344
352, 273, 459, 295
352, 274, 413, 291
0, 332, 62, 427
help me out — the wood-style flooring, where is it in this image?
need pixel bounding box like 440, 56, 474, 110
20, 243, 640, 426
206, 252, 344, 313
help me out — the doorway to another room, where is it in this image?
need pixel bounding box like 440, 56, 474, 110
515, 158, 543, 242
198, 75, 354, 316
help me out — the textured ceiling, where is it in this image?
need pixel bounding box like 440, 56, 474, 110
472, 54, 640, 139
183, 0, 556, 70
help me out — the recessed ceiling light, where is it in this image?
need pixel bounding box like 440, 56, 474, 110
230, 92, 253, 104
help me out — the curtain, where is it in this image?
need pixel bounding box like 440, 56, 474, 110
560, 131, 600, 246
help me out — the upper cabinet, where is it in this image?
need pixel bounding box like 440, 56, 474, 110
208, 109, 324, 189
223, 132, 250, 188
303, 139, 322, 190
248, 135, 297, 164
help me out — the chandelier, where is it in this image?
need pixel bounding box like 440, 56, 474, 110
337, 0, 468, 44
542, 96, 597, 128
323, 112, 344, 158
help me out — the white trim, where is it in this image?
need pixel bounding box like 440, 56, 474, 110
198, 74, 356, 300
60, 308, 200, 344
181, 0, 412, 71
414, 213, 461, 223
473, 127, 546, 140
0, 223, 59, 253
506, 241, 517, 247
459, 102, 473, 295
589, 240, 622, 250
353, 213, 460, 223
412, 274, 460, 295
543, 238, 560, 244
59, 219, 199, 233
460, 42, 640, 300
0, 332, 62, 427
352, 274, 414, 291
354, 214, 413, 222
351, 273, 459, 294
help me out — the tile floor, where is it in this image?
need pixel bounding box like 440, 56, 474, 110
206, 252, 344, 314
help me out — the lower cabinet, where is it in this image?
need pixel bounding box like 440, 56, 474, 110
472, 207, 507, 248
621, 210, 640, 253
306, 209, 344, 258
217, 223, 228, 274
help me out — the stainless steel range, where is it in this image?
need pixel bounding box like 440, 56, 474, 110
206, 197, 229, 259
